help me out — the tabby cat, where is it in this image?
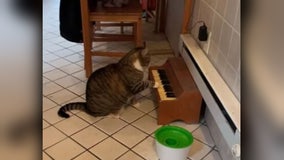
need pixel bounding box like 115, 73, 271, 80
58, 47, 159, 118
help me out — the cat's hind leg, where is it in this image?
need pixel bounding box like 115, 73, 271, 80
106, 107, 125, 119
126, 96, 140, 108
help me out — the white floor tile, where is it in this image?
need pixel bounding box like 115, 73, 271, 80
76, 111, 103, 124
47, 89, 78, 105
76, 60, 84, 67
203, 150, 223, 160
72, 70, 88, 81
43, 152, 53, 160
47, 36, 66, 44
43, 126, 66, 149
42, 120, 50, 129
48, 58, 71, 68
45, 138, 85, 160
42, 77, 50, 84
120, 107, 145, 123
71, 126, 108, 148
43, 106, 65, 124
113, 125, 148, 148
43, 96, 57, 111
43, 69, 68, 81
148, 109, 158, 119
67, 82, 86, 96
60, 63, 83, 74
43, 63, 55, 73
134, 97, 156, 113
117, 151, 144, 160
170, 121, 201, 132
43, 81, 63, 96
89, 138, 128, 159
132, 115, 161, 134
73, 151, 99, 160
192, 125, 216, 147
58, 41, 77, 48
94, 117, 127, 135
188, 139, 213, 160
68, 45, 84, 53
54, 76, 81, 88
53, 48, 74, 58
54, 115, 89, 136
64, 53, 84, 63
45, 43, 63, 52
132, 136, 159, 160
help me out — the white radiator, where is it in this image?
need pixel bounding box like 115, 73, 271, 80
179, 34, 240, 160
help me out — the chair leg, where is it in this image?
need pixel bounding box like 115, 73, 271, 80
83, 22, 93, 77
80, 0, 94, 77
135, 20, 143, 47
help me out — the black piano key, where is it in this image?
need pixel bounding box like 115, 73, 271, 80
166, 92, 176, 97
161, 80, 170, 85
157, 70, 168, 80
163, 85, 173, 92
156, 69, 176, 98
159, 74, 168, 80
157, 69, 166, 75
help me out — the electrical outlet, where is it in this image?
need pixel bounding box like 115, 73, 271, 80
199, 32, 212, 54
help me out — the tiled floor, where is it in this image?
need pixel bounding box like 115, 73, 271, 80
43, 0, 222, 159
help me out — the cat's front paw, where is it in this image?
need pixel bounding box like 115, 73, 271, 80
153, 82, 160, 88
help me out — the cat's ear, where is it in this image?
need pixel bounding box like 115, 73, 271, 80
141, 47, 149, 56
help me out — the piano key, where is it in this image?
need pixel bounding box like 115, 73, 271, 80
159, 93, 176, 101
161, 80, 170, 85
152, 70, 170, 84
151, 70, 159, 77
163, 85, 173, 92
157, 70, 168, 78
151, 69, 176, 101
166, 92, 176, 97
159, 74, 168, 80
157, 69, 166, 75
158, 87, 164, 93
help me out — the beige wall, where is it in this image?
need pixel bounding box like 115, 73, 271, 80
165, 0, 185, 55
190, 0, 240, 100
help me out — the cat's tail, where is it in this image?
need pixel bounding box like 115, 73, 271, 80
58, 102, 86, 118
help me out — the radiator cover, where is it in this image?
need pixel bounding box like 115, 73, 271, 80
179, 34, 240, 160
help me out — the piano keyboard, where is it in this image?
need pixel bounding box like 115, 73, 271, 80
151, 69, 177, 101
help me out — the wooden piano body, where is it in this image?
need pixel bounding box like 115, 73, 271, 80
149, 57, 202, 124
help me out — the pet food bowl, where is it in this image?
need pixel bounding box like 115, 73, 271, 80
154, 125, 194, 160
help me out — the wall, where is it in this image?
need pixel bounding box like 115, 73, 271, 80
190, 0, 240, 101
165, 0, 185, 55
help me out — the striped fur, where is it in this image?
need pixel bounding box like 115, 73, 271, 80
58, 102, 86, 118
58, 47, 155, 118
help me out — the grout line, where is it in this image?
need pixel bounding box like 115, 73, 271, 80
43, 150, 55, 160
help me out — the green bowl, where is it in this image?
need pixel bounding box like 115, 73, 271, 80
155, 125, 194, 149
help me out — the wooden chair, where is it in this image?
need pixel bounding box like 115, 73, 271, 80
80, 0, 143, 77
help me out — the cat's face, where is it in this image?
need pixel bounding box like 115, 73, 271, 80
119, 47, 151, 68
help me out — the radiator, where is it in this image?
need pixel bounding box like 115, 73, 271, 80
179, 34, 240, 160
